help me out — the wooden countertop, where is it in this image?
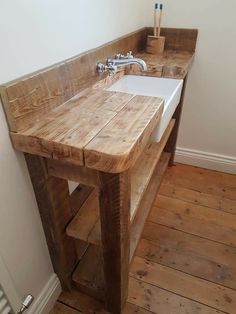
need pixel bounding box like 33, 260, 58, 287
11, 87, 164, 173
128, 50, 194, 79
1, 33, 195, 173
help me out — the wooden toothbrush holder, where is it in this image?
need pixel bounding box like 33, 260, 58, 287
146, 35, 165, 54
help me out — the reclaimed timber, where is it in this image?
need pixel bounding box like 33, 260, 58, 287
128, 277, 224, 314
131, 256, 236, 314
138, 225, 236, 290
0, 28, 146, 132
66, 118, 174, 246
127, 51, 194, 79
130, 120, 175, 219
47, 159, 102, 188
147, 27, 198, 52
10, 92, 163, 171
24, 153, 77, 289
72, 245, 105, 301
130, 153, 170, 263
98, 171, 131, 313
165, 76, 188, 165
84, 95, 164, 173
67, 190, 100, 245
151, 195, 236, 247
69, 184, 93, 216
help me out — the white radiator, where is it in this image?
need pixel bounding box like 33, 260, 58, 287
0, 285, 13, 314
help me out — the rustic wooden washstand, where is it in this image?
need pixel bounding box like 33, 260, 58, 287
0, 28, 197, 313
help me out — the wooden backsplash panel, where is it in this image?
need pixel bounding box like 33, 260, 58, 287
0, 27, 197, 133
147, 27, 198, 52
0, 28, 147, 132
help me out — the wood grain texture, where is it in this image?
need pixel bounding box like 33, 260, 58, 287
147, 27, 198, 52
152, 195, 236, 247
130, 153, 170, 263
159, 181, 236, 215
72, 244, 105, 301
0, 28, 146, 132
47, 158, 102, 188
84, 95, 164, 172
98, 171, 131, 313
131, 255, 236, 313
128, 277, 222, 314
131, 120, 174, 219
66, 190, 100, 245
138, 224, 236, 290
127, 51, 194, 79
24, 153, 77, 289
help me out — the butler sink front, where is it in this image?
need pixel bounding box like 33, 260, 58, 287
107, 75, 183, 142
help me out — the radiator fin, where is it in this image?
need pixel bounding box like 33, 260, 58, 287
0, 286, 13, 314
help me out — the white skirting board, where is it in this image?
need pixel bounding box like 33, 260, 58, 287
27, 274, 61, 314
174, 147, 236, 175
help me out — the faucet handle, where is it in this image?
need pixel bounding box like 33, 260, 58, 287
126, 51, 134, 59
115, 51, 134, 59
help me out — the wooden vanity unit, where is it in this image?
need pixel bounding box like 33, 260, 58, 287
0, 28, 197, 313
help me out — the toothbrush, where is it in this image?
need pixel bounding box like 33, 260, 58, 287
154, 3, 158, 37
157, 3, 163, 37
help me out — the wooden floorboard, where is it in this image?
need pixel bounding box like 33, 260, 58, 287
50, 163, 236, 314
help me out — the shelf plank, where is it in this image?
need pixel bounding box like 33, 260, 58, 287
66, 190, 100, 245
130, 119, 175, 220
130, 152, 171, 262
72, 244, 105, 301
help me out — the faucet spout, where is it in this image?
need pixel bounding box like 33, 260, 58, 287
108, 58, 147, 71
97, 51, 147, 75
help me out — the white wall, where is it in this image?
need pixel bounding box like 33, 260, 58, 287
146, 0, 236, 173
0, 0, 146, 311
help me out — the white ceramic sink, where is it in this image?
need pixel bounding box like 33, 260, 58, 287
107, 75, 183, 142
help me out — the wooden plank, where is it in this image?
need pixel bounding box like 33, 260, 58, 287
130, 153, 170, 262
84, 96, 164, 173
24, 153, 77, 289
50, 302, 80, 314
0, 28, 147, 132
137, 224, 236, 290
147, 27, 198, 52
98, 171, 131, 313
165, 77, 188, 165
163, 164, 236, 201
131, 120, 175, 219
66, 191, 100, 245
72, 245, 105, 301
159, 182, 236, 215
47, 159, 102, 188
58, 288, 152, 314
11, 91, 119, 166
70, 184, 93, 216
127, 52, 194, 79
150, 195, 236, 247
131, 256, 236, 313
128, 277, 222, 314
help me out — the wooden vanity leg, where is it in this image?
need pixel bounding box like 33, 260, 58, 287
99, 171, 131, 314
165, 75, 188, 166
24, 153, 77, 289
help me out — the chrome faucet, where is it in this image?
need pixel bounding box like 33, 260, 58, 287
97, 51, 147, 75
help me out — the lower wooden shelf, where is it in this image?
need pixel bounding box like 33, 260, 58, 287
70, 152, 171, 299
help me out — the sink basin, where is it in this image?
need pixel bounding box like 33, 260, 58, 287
107, 75, 183, 142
